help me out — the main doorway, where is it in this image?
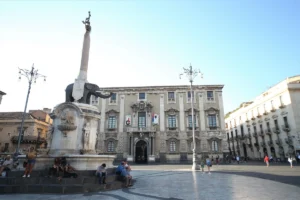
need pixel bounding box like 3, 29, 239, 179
135, 140, 147, 164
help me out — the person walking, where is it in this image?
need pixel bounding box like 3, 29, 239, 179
206, 156, 212, 174
264, 155, 269, 167
23, 146, 37, 177
236, 155, 240, 164
288, 156, 293, 168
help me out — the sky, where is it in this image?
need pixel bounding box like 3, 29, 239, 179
0, 0, 299, 114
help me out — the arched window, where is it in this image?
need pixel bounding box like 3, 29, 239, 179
107, 141, 114, 152
212, 141, 218, 152
170, 141, 176, 152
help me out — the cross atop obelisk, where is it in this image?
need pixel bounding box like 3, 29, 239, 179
72, 11, 92, 101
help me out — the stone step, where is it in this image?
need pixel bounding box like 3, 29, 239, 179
0, 175, 118, 185
0, 180, 127, 194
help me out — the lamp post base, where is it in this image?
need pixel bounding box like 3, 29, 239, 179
191, 151, 200, 170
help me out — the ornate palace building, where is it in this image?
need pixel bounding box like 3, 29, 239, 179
91, 85, 228, 164
225, 75, 300, 160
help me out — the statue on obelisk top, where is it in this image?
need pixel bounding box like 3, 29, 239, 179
82, 11, 91, 32
65, 11, 113, 104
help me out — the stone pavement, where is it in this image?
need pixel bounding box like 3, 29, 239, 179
1, 165, 300, 200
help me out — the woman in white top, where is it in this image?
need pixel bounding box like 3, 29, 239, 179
288, 156, 293, 168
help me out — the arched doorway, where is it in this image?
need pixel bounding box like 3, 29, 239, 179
243, 143, 247, 159
263, 148, 268, 156
135, 140, 147, 164
270, 147, 276, 158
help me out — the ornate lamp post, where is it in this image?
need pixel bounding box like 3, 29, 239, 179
16, 64, 46, 154
180, 64, 203, 170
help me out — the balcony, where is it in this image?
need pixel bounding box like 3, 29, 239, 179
251, 117, 255, 121
264, 129, 272, 135
260, 141, 266, 148
275, 139, 282, 146
263, 111, 268, 115
257, 114, 262, 118
259, 130, 264, 137
126, 126, 157, 133
245, 119, 250, 123
254, 143, 259, 147
279, 104, 286, 109
270, 107, 276, 112
267, 141, 274, 146
281, 124, 290, 132
285, 137, 293, 145
253, 132, 258, 137
272, 127, 280, 134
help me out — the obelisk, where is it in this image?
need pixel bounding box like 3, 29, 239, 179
72, 11, 92, 101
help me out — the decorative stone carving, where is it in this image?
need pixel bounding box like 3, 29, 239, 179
281, 111, 288, 116
272, 115, 278, 119
83, 121, 90, 150
131, 101, 153, 113
165, 107, 179, 115
166, 132, 179, 137
57, 109, 77, 137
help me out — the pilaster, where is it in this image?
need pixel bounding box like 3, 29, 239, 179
217, 91, 225, 130
119, 95, 125, 132
100, 99, 106, 133
179, 93, 185, 131
159, 94, 165, 132
198, 91, 205, 131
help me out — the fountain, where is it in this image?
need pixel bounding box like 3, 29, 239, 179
18, 11, 115, 170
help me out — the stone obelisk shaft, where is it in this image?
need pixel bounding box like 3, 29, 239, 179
78, 32, 90, 80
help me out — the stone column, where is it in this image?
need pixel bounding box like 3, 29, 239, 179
78, 31, 90, 80
159, 94, 165, 132
179, 93, 185, 131
198, 91, 206, 131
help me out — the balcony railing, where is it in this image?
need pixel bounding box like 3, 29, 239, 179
272, 127, 280, 134
285, 137, 293, 145
253, 132, 258, 137
279, 103, 286, 109
263, 111, 268, 115
275, 139, 282, 146
260, 142, 266, 148
264, 129, 271, 135
267, 141, 274, 146
251, 117, 255, 121
257, 114, 262, 118
259, 130, 264, 137
126, 126, 157, 133
281, 124, 290, 132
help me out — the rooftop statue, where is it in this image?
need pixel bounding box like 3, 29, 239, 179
82, 11, 91, 32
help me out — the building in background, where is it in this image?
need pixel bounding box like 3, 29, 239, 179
225, 75, 300, 161
0, 91, 6, 105
0, 108, 52, 153
92, 85, 228, 163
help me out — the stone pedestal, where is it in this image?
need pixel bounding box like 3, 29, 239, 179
49, 102, 100, 156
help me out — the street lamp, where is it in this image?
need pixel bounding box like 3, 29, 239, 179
180, 64, 203, 171
16, 64, 46, 154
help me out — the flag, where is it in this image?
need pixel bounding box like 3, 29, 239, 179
152, 113, 159, 124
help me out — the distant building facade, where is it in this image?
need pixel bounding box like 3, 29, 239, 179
225, 76, 300, 160
0, 91, 6, 105
91, 85, 228, 163
0, 108, 52, 153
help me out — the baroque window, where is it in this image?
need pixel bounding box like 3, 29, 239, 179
188, 115, 196, 128
207, 91, 214, 101
212, 140, 218, 152
187, 91, 195, 102
168, 92, 175, 102
208, 114, 217, 129
138, 112, 146, 128
168, 115, 176, 129
107, 141, 114, 152
139, 93, 146, 100
110, 93, 117, 104
170, 141, 176, 152
108, 116, 117, 129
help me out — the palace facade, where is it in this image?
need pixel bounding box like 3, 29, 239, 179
225, 75, 300, 160
92, 85, 228, 163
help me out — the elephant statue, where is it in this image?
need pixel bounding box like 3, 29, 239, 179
65, 83, 113, 104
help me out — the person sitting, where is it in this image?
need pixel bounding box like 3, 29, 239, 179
116, 161, 125, 175
48, 157, 61, 177
0, 155, 13, 177
63, 163, 78, 178
121, 166, 132, 187
96, 163, 107, 184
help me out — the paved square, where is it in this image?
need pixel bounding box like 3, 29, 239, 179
1, 164, 300, 200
